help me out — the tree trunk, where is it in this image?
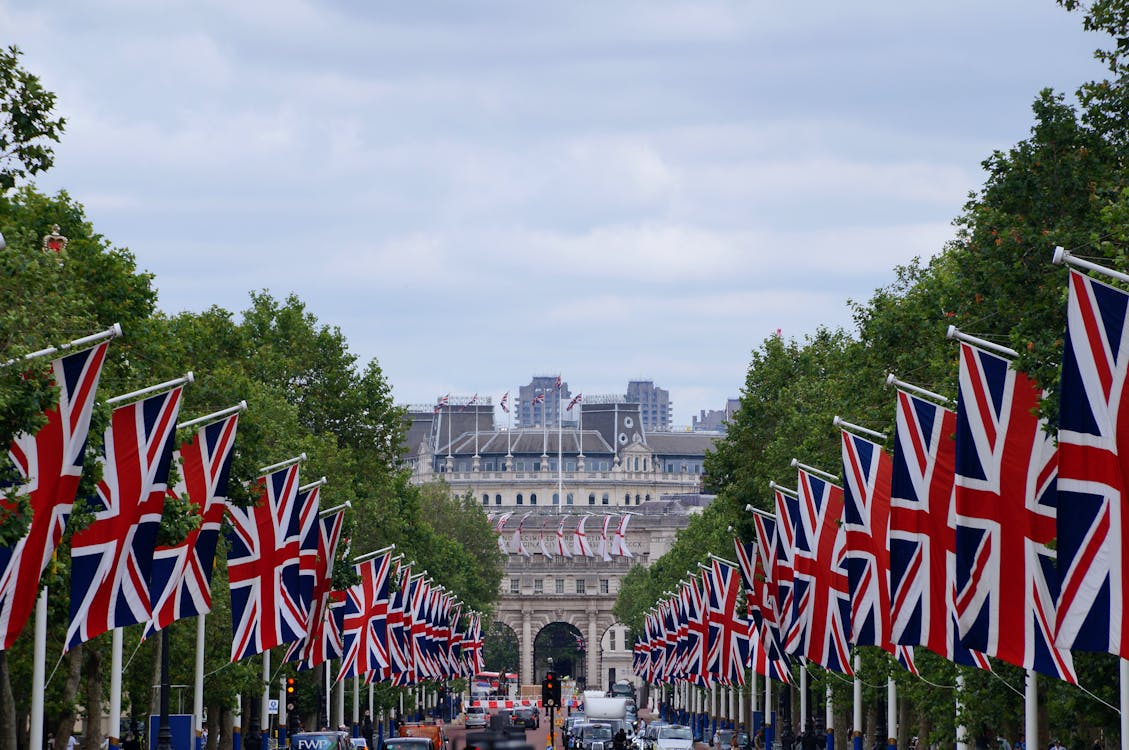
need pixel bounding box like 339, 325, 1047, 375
82, 646, 103, 750
54, 645, 85, 748
217, 706, 232, 750
205, 703, 222, 750
864, 705, 876, 749
897, 690, 911, 750
18, 704, 31, 750
149, 636, 162, 727
0, 650, 19, 750
833, 703, 848, 750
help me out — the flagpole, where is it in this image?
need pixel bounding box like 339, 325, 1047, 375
1120, 659, 1129, 750
1024, 669, 1036, 750
106, 371, 194, 406
195, 615, 207, 750
30, 589, 47, 750
955, 672, 968, 750
110, 628, 123, 750
886, 677, 896, 749
852, 654, 861, 750
2, 322, 122, 368
263, 651, 271, 736
557, 378, 563, 510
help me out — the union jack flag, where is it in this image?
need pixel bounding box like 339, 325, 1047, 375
705, 558, 749, 685
67, 385, 185, 650
465, 610, 485, 675
0, 342, 110, 649
554, 375, 562, 390
567, 394, 583, 411
227, 463, 305, 661
340, 551, 392, 681
787, 467, 852, 674
146, 412, 240, 637
952, 343, 1075, 682
411, 576, 435, 680
500, 392, 509, 414
285, 508, 345, 669
742, 525, 792, 683
532, 393, 545, 406
294, 484, 322, 621
572, 515, 593, 557
888, 388, 991, 670
646, 611, 666, 683
772, 488, 799, 643
1056, 270, 1129, 657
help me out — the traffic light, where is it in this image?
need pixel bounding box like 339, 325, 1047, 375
286, 677, 297, 699
541, 671, 560, 708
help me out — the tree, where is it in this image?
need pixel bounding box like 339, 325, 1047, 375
0, 46, 65, 193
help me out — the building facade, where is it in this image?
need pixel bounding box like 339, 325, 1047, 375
625, 380, 672, 432
402, 400, 718, 689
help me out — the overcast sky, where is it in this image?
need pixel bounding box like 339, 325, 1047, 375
2, 1, 1110, 425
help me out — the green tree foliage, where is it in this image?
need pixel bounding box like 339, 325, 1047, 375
621, 3, 1129, 744
0, 46, 65, 192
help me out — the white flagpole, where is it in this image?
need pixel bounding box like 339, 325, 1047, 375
826, 684, 834, 744
955, 671, 969, 750
764, 677, 772, 738
558, 380, 563, 508
354, 674, 360, 730
886, 677, 896, 748
1024, 669, 1037, 750
1120, 659, 1129, 749
110, 628, 123, 750
578, 399, 584, 460
799, 667, 808, 733
195, 615, 207, 749
853, 654, 862, 747
30, 589, 47, 750
506, 395, 512, 460
262, 651, 271, 733
474, 398, 479, 458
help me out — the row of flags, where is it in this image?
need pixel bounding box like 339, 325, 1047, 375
491, 512, 632, 560
0, 326, 480, 688
634, 262, 1129, 690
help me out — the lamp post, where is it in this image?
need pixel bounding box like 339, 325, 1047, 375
779, 682, 795, 750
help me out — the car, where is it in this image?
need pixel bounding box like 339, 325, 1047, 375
512, 707, 540, 729
653, 726, 694, 750
383, 739, 433, 750
574, 723, 615, 750
350, 740, 368, 750
634, 722, 668, 750
291, 732, 355, 750
608, 682, 636, 701
565, 713, 589, 743
465, 706, 488, 729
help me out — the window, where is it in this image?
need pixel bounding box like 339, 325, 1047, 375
566, 460, 576, 471
553, 493, 560, 505
602, 493, 609, 505
530, 493, 538, 505
481, 494, 489, 505
516, 493, 524, 505
495, 493, 502, 505
555, 579, 565, 594
576, 579, 586, 594
624, 493, 630, 505
510, 578, 520, 594
534, 579, 544, 594
566, 493, 574, 505
600, 579, 610, 594
644, 493, 650, 503
588, 493, 596, 505
635, 494, 641, 505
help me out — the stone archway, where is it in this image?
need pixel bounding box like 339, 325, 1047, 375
533, 621, 587, 688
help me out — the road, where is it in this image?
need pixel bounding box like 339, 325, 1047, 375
445, 708, 569, 750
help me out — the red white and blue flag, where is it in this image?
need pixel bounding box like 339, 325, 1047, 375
567, 394, 583, 411
772, 488, 799, 644
705, 558, 749, 685
888, 388, 991, 670
532, 393, 546, 406
339, 551, 392, 681
0, 342, 110, 649
286, 508, 346, 669
1055, 270, 1129, 657
227, 462, 305, 661
787, 467, 852, 674
294, 484, 322, 623
67, 385, 185, 649
146, 412, 240, 637
953, 342, 1075, 682
735, 535, 791, 683
500, 392, 509, 414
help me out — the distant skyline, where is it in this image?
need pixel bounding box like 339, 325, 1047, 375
1, 1, 1111, 425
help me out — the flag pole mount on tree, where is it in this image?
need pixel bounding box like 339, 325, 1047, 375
945, 325, 1019, 359
832, 415, 887, 442
768, 481, 798, 498
178, 400, 247, 431
320, 501, 351, 518
884, 373, 950, 404
106, 371, 194, 405
3, 322, 123, 368
354, 544, 395, 564
300, 477, 328, 492
1053, 245, 1129, 284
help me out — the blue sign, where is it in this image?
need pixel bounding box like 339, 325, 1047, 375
148, 716, 194, 750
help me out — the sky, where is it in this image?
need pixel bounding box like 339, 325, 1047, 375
1, 1, 1111, 426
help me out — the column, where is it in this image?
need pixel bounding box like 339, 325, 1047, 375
522, 611, 534, 684
587, 612, 599, 691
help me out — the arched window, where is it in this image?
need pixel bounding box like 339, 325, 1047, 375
624, 493, 630, 505
644, 493, 650, 503
552, 493, 560, 505
516, 493, 524, 505
602, 493, 610, 505
634, 457, 640, 472
566, 493, 574, 505
481, 494, 489, 505
588, 493, 596, 505
530, 493, 538, 505
635, 493, 641, 505
495, 493, 502, 505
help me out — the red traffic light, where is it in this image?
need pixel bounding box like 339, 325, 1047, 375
286, 677, 296, 696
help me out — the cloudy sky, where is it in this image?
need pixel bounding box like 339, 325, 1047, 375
2, 1, 1109, 425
